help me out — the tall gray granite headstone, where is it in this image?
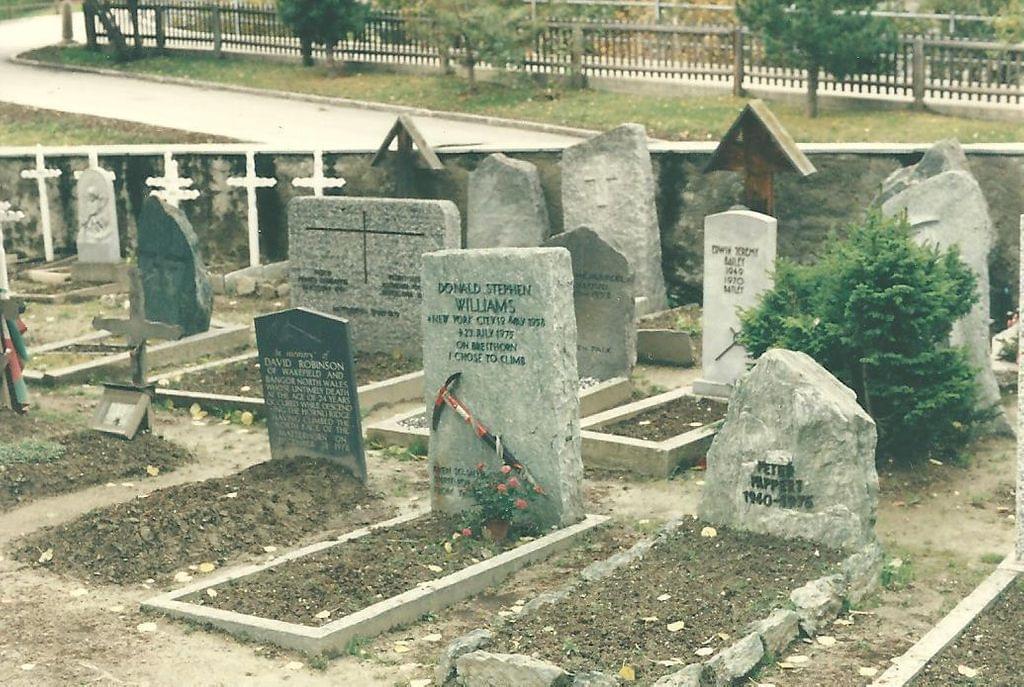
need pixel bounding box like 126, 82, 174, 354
76, 169, 120, 264
561, 124, 668, 315
694, 210, 776, 398
137, 196, 213, 336
545, 227, 636, 382
699, 349, 879, 550
875, 139, 1007, 431
468, 153, 550, 248
255, 307, 366, 483
423, 247, 584, 529
289, 197, 460, 358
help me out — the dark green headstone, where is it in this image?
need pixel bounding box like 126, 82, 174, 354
136, 196, 213, 336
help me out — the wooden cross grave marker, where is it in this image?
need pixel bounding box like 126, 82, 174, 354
371, 116, 444, 171
90, 267, 182, 438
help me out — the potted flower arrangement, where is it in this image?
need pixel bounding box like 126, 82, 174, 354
462, 462, 543, 542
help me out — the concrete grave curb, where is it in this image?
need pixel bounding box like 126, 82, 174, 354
24, 320, 250, 386
366, 376, 634, 450
142, 512, 609, 655
580, 386, 723, 477
440, 517, 884, 686
869, 554, 1022, 687
151, 350, 425, 415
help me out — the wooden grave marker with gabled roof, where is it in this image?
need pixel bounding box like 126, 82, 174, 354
371, 115, 445, 171
705, 99, 816, 216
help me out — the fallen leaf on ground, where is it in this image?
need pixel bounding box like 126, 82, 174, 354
657, 593, 672, 601
695, 647, 715, 657
393, 643, 411, 654
816, 636, 837, 647
667, 621, 686, 632
700, 526, 718, 538
38, 549, 53, 564
20, 664, 35, 671
858, 667, 879, 677
263, 546, 278, 553
145, 465, 160, 477
173, 571, 193, 583
618, 664, 636, 681
957, 665, 979, 678
426, 564, 443, 573
315, 610, 331, 620
197, 562, 216, 573
284, 661, 303, 671
206, 589, 218, 598
240, 411, 254, 426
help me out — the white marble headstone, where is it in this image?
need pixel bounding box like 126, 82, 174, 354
694, 210, 777, 398
76, 169, 121, 264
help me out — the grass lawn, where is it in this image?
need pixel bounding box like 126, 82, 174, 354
23, 45, 1024, 143
2, 0, 56, 20
0, 101, 234, 146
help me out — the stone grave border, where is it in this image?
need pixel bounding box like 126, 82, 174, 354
13, 257, 124, 305
142, 511, 609, 654
869, 555, 1023, 687
151, 350, 426, 415
24, 321, 250, 386
636, 307, 697, 367
580, 386, 724, 477
437, 517, 884, 686
366, 376, 634, 450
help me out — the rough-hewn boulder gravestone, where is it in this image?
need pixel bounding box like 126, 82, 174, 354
467, 153, 550, 249
255, 308, 366, 483
699, 349, 879, 550
545, 227, 636, 381
289, 197, 460, 357
561, 124, 668, 315
876, 140, 1007, 431
694, 210, 776, 398
76, 169, 120, 264
137, 196, 213, 336
423, 248, 584, 529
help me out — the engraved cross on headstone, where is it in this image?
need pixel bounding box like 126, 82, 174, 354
0, 201, 26, 294
146, 152, 199, 208
19, 147, 62, 263
92, 267, 182, 387
227, 151, 277, 268
309, 211, 426, 284
583, 172, 619, 209
292, 150, 346, 197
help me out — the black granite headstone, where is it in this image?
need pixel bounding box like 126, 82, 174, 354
255, 307, 366, 482
137, 196, 213, 336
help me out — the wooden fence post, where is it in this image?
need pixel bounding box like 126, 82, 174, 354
84, 1, 97, 49
212, 5, 223, 57
570, 24, 585, 89
732, 28, 745, 97
912, 36, 926, 109
155, 5, 166, 50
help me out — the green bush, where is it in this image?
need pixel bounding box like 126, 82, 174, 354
278, 0, 369, 67
738, 212, 985, 464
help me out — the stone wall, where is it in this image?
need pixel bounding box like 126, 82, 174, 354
1, 146, 1021, 317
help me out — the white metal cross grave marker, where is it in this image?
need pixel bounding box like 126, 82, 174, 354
292, 150, 346, 197
0, 202, 26, 294
19, 146, 62, 263
146, 152, 199, 208
227, 151, 277, 268
73, 150, 116, 182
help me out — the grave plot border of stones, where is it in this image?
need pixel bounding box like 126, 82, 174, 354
579, 386, 725, 478
365, 377, 634, 452
11, 257, 125, 305
436, 517, 884, 687
141, 512, 608, 654
150, 350, 426, 416
22, 320, 250, 387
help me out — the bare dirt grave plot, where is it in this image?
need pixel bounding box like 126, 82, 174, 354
12, 456, 395, 585
486, 518, 846, 685
601, 394, 726, 442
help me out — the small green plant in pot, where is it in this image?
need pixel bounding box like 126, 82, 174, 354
462, 463, 544, 542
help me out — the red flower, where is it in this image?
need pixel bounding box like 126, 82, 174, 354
507, 476, 520, 489
500, 465, 512, 474
462, 527, 473, 537
496, 483, 508, 494
515, 499, 528, 510
476, 463, 485, 472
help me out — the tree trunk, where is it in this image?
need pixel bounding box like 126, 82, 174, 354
85, 0, 130, 61
806, 62, 820, 118
465, 51, 477, 92
128, 0, 142, 56
325, 42, 336, 74
300, 36, 314, 67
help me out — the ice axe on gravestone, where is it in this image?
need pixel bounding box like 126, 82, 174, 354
432, 371, 544, 494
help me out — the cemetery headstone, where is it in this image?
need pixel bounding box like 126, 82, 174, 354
76, 168, 121, 264
693, 209, 776, 398
423, 247, 584, 529
876, 139, 1007, 431
561, 123, 668, 314
255, 308, 366, 483
545, 227, 635, 381
699, 348, 879, 550
289, 197, 460, 357
137, 196, 214, 337
468, 153, 550, 248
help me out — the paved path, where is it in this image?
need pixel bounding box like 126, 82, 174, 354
0, 13, 583, 148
